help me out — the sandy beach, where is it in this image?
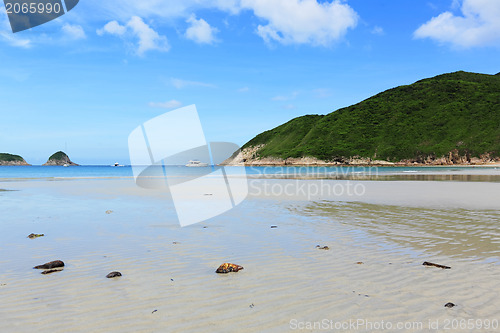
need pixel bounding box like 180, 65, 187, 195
1, 172, 500, 332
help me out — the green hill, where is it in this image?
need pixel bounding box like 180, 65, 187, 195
0, 153, 30, 166
242, 71, 500, 164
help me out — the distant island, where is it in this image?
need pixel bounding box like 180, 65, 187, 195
0, 153, 30, 166
42, 151, 79, 166
226, 71, 500, 166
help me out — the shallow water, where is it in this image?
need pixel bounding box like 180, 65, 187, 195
298, 201, 500, 263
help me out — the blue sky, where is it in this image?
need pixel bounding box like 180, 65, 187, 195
1, 0, 499, 165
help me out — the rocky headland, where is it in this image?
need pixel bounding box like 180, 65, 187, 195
42, 151, 79, 166
0, 153, 30, 166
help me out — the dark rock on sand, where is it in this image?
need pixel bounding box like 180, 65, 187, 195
34, 260, 65, 269
270, 225, 278, 228
423, 261, 451, 269
444, 302, 456, 308
316, 245, 329, 250
28, 233, 44, 239
106, 271, 122, 278
216, 263, 244, 274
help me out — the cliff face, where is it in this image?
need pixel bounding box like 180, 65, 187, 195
0, 153, 30, 166
42, 151, 79, 166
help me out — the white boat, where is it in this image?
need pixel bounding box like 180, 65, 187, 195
63, 164, 69, 167
186, 160, 209, 167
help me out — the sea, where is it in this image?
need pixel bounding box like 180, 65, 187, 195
1, 165, 499, 180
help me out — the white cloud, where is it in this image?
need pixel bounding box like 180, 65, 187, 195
92, 1, 359, 47
149, 100, 183, 109
88, 0, 241, 21
0, 31, 31, 48
313, 88, 332, 98
371, 26, 384, 35
0, 11, 31, 48
1, 10, 85, 47
451, 0, 462, 9
240, 0, 358, 46
171, 78, 216, 89
62, 24, 86, 40
185, 15, 219, 44
128, 16, 170, 55
272, 91, 299, 101
238, 87, 250, 92
415, 0, 500, 48
97, 21, 127, 36
97, 16, 169, 56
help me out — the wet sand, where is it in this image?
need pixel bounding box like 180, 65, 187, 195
0, 176, 499, 332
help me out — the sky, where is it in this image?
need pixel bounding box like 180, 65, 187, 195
0, 0, 499, 165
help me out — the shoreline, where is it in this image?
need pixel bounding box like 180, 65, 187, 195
1, 165, 500, 184
226, 161, 500, 167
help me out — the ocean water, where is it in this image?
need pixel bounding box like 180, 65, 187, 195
1, 165, 498, 180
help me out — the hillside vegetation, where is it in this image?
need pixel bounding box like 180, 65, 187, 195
43, 151, 78, 166
0, 153, 24, 162
0, 153, 30, 165
243, 71, 500, 162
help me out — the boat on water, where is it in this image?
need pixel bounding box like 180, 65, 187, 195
185, 160, 209, 167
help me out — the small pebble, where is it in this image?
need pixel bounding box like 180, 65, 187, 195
444, 302, 456, 308
106, 271, 122, 278
316, 245, 329, 250
216, 263, 244, 274
356, 262, 364, 265
249, 303, 254, 308
105, 210, 113, 214
152, 310, 158, 314
270, 226, 278, 228
28, 233, 44, 239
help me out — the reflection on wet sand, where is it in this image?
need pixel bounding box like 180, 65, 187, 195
301, 201, 500, 261
249, 174, 500, 182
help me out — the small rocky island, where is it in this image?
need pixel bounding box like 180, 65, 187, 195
42, 151, 79, 166
0, 153, 30, 166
